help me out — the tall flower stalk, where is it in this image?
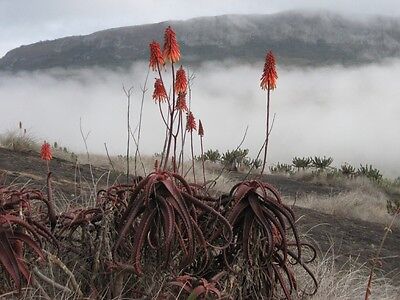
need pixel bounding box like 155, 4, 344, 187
176, 91, 188, 174
173, 66, 188, 172
186, 111, 197, 182
260, 50, 278, 175
149, 26, 185, 171
162, 26, 180, 170
198, 119, 206, 185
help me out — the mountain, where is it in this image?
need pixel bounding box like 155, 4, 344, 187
2, 11, 400, 71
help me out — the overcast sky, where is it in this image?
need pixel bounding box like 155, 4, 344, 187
1, 0, 400, 57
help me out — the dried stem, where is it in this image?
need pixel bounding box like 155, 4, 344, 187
79, 118, 96, 199
135, 68, 149, 176
123, 85, 134, 184
129, 126, 147, 176
103, 142, 116, 174
364, 210, 399, 299
207, 126, 248, 193
244, 113, 276, 180
45, 250, 83, 298
32, 267, 72, 294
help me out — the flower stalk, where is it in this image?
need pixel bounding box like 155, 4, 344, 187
260, 50, 278, 175
186, 111, 197, 183
198, 120, 206, 186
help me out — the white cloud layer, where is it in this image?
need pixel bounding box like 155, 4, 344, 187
0, 60, 399, 177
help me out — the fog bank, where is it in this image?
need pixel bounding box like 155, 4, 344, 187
0, 60, 399, 177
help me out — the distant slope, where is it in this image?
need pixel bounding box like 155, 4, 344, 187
2, 11, 400, 71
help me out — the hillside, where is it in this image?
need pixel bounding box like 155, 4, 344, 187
2, 11, 400, 71
1, 146, 399, 288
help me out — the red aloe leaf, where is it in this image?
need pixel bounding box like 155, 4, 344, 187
0, 231, 21, 289
9, 232, 45, 261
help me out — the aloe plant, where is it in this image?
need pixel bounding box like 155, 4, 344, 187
312, 156, 333, 171
340, 163, 356, 177
221, 148, 249, 170
203, 149, 221, 163
358, 164, 382, 181
292, 156, 312, 171
270, 162, 294, 175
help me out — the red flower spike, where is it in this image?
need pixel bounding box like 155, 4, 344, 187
149, 41, 164, 71
40, 142, 52, 161
163, 26, 180, 63
175, 66, 187, 93
152, 78, 167, 102
176, 92, 188, 112
186, 111, 197, 132
198, 119, 204, 137
260, 50, 278, 90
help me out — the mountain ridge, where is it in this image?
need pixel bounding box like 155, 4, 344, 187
2, 11, 400, 71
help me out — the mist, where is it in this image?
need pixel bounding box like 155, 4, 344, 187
0, 60, 399, 177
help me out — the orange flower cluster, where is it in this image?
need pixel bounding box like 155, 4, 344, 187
153, 79, 167, 102
163, 26, 180, 63
149, 41, 164, 71
260, 50, 278, 90
198, 120, 204, 137
40, 142, 52, 161
175, 66, 187, 93
186, 111, 196, 132
176, 92, 188, 112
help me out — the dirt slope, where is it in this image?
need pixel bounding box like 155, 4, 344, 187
1, 147, 399, 285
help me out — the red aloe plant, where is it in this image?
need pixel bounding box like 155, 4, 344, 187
260, 50, 278, 175
113, 170, 232, 276
167, 272, 226, 299
0, 211, 50, 290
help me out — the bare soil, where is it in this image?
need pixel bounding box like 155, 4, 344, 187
1, 147, 399, 285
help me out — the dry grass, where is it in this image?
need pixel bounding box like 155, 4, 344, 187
290, 188, 399, 227
0, 130, 79, 162
0, 130, 39, 152
308, 250, 400, 300
76, 153, 234, 194
1, 247, 398, 299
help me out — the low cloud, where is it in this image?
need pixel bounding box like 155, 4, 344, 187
0, 60, 399, 177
